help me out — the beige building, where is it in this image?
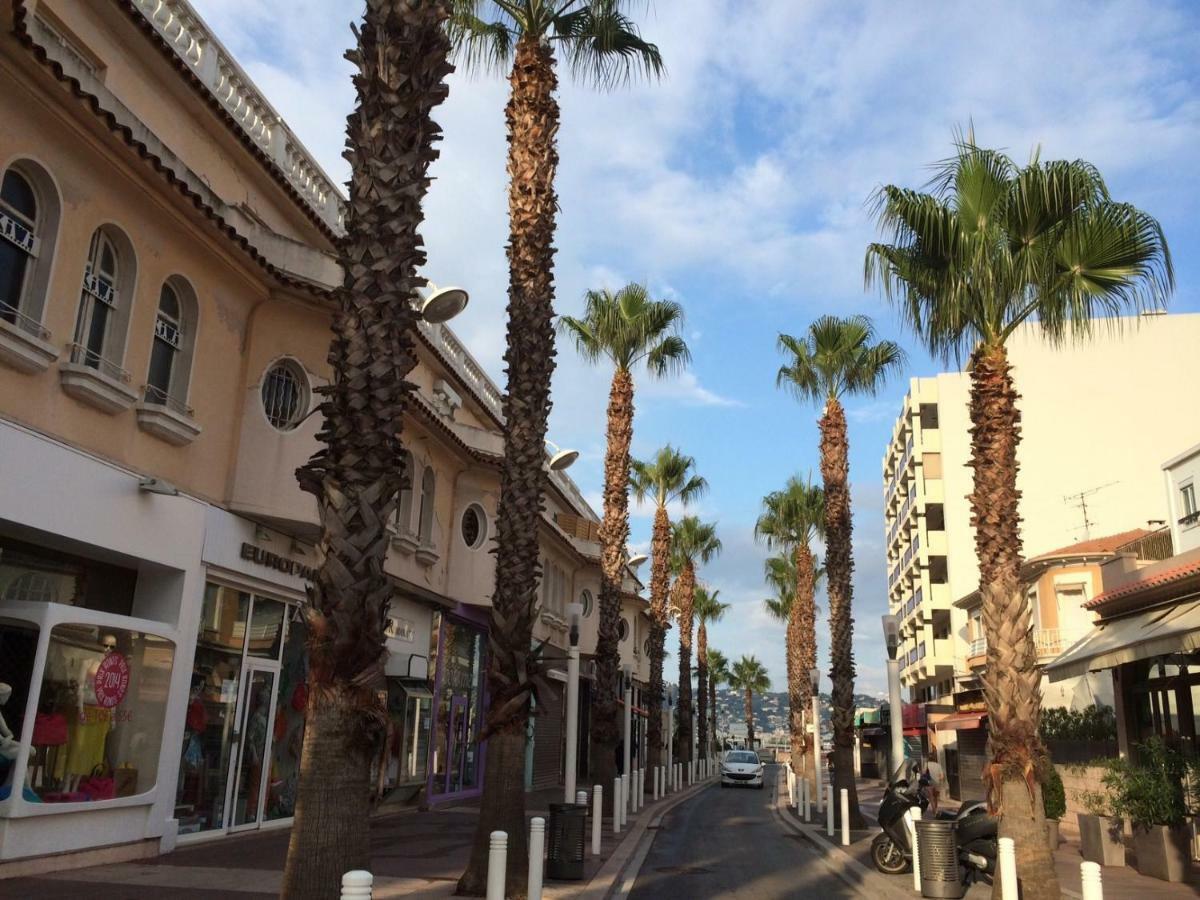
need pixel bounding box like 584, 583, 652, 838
882, 312, 1200, 707
0, 0, 646, 874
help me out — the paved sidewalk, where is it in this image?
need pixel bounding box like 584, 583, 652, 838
4, 776, 717, 898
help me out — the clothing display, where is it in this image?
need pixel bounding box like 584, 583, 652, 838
60, 705, 112, 778
32, 712, 68, 746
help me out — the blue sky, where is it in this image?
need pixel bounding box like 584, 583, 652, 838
192, 0, 1200, 695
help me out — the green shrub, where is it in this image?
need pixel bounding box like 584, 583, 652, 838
1042, 766, 1067, 820
1039, 705, 1117, 742
1103, 738, 1189, 829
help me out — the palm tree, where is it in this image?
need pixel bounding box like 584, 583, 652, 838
865, 134, 1172, 899
755, 476, 824, 796
729, 656, 770, 749
280, 5, 452, 897
630, 448, 706, 776
777, 316, 903, 827
669, 516, 722, 769
693, 585, 729, 760
707, 648, 729, 754
559, 284, 688, 805
447, 5, 663, 893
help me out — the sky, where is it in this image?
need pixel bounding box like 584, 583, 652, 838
191, 0, 1200, 696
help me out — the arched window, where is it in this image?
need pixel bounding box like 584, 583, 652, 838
418, 467, 435, 544
144, 278, 197, 411
73, 226, 135, 377
580, 589, 594, 618
0, 161, 60, 337
396, 451, 415, 533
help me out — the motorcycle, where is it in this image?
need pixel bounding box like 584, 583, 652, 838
870, 763, 997, 888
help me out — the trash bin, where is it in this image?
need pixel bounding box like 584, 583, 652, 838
546, 802, 588, 880
915, 819, 963, 899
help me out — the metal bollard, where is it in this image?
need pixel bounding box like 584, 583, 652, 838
1080, 861, 1103, 900
802, 777, 810, 822
998, 836, 1017, 900
341, 870, 373, 900
908, 807, 921, 892
528, 817, 545, 900
613, 777, 622, 834
592, 784, 603, 856
486, 831, 507, 900
653, 765, 660, 801
840, 788, 849, 846
826, 785, 834, 837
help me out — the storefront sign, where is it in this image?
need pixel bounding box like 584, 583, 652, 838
94, 652, 131, 708
240, 542, 317, 581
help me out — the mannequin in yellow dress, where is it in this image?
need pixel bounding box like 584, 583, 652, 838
61, 635, 116, 793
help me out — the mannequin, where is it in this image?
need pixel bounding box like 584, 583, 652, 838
0, 683, 19, 764
62, 635, 117, 792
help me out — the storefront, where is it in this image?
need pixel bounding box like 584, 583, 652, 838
378, 590, 438, 800
426, 606, 489, 805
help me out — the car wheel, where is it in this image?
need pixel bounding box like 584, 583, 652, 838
870, 833, 910, 875
756, 782, 764, 790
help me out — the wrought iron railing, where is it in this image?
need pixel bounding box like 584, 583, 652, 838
142, 384, 194, 417
0, 300, 50, 340
66, 341, 130, 383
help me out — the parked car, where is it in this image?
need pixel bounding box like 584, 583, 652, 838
721, 750, 765, 789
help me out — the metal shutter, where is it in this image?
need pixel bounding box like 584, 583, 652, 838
532, 680, 565, 791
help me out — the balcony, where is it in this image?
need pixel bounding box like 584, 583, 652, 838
59, 342, 138, 414
0, 302, 57, 373
968, 637, 987, 658
136, 385, 201, 445
1116, 527, 1173, 561
1033, 628, 1082, 660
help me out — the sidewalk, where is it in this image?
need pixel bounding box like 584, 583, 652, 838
783, 776, 1200, 900
3, 776, 716, 898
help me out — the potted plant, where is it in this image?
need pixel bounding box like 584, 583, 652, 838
1106, 738, 1191, 882
1042, 765, 1066, 851
1077, 771, 1125, 867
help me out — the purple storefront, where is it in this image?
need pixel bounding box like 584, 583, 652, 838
425, 604, 490, 805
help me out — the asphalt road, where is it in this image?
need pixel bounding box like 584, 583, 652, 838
628, 765, 860, 899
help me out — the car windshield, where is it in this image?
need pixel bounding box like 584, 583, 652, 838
726, 751, 759, 764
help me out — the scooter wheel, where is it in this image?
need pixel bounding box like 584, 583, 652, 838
870, 832, 910, 875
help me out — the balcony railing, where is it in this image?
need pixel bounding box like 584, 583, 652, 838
66, 342, 131, 383
0, 300, 50, 340
968, 637, 987, 658
142, 384, 194, 417
1116, 526, 1173, 561
1033, 628, 1081, 659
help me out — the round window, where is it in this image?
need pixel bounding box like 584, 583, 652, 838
461, 504, 487, 549
580, 589, 594, 618
618, 618, 629, 642
261, 360, 308, 431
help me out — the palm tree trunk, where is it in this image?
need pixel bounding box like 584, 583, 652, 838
676, 561, 696, 767
459, 33, 560, 898
819, 397, 863, 827
743, 688, 755, 749
697, 622, 708, 758
647, 505, 671, 777
282, 4, 449, 895
970, 345, 1059, 900
592, 367, 634, 812
794, 543, 817, 796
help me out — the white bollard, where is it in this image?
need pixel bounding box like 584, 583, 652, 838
909, 807, 921, 892
998, 836, 1018, 900
486, 831, 507, 900
613, 777, 622, 834
528, 817, 545, 900
1080, 861, 1103, 900
622, 773, 629, 820
577, 790, 588, 806
592, 784, 603, 856
341, 870, 373, 900
788, 770, 795, 808
840, 788, 849, 846
826, 785, 834, 837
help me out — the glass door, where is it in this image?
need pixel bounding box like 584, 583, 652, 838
229, 665, 279, 831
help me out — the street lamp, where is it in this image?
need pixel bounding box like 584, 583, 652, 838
626, 553, 648, 568
666, 688, 674, 790
419, 283, 470, 323
810, 666, 824, 813
564, 602, 583, 804
622, 664, 634, 812
882, 614, 905, 780
544, 439, 580, 471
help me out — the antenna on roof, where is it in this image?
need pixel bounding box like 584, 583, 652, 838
1064, 482, 1118, 540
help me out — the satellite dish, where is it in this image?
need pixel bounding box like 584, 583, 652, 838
420, 284, 469, 323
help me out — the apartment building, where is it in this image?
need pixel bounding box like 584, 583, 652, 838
881, 312, 1200, 711
0, 0, 643, 874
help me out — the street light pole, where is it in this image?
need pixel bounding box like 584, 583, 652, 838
882, 615, 905, 780
810, 667, 824, 813
666, 689, 674, 790
622, 664, 633, 803
564, 603, 583, 804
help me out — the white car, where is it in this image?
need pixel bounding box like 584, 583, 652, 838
720, 750, 765, 789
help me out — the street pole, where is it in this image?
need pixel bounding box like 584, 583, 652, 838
622, 664, 633, 809
810, 667, 823, 813
564, 603, 583, 804
666, 690, 674, 790
882, 615, 905, 779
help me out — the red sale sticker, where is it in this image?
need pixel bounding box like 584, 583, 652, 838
94, 652, 131, 708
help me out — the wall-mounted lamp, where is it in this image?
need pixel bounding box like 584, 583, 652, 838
137, 476, 179, 496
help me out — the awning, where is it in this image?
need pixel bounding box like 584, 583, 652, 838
933, 712, 987, 732
1046, 598, 1200, 681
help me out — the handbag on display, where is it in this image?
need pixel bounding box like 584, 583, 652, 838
32, 712, 68, 746
78, 765, 115, 801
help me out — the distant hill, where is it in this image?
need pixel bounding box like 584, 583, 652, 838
712, 687, 880, 736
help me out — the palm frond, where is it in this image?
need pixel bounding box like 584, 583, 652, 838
446, 3, 517, 74
554, 0, 665, 89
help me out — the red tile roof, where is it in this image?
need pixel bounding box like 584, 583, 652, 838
1034, 528, 1150, 562
1086, 558, 1200, 609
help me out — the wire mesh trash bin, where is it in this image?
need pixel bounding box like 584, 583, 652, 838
915, 820, 963, 899
546, 802, 588, 880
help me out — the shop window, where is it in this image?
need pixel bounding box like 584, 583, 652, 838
0, 161, 60, 334
246, 596, 285, 659
418, 468, 436, 545
429, 616, 484, 797
72, 226, 136, 378
18, 623, 174, 805
261, 359, 308, 431
0, 537, 136, 615
144, 278, 197, 412
265, 610, 307, 822
0, 618, 40, 800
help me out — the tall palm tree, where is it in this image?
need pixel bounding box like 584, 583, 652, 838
707, 647, 729, 755
729, 656, 770, 749
448, 5, 663, 893
669, 516, 722, 769
777, 316, 903, 827
630, 448, 706, 775
755, 476, 824, 795
281, 5, 452, 897
866, 134, 1172, 899
693, 585, 729, 759
559, 284, 688, 805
